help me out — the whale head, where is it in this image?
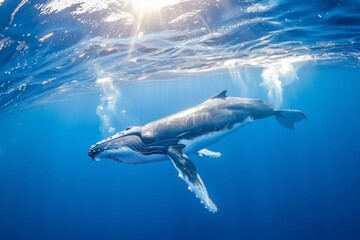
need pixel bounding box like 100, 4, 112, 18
88, 126, 169, 163
88, 126, 146, 162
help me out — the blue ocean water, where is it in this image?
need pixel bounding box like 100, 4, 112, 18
1, 0, 360, 239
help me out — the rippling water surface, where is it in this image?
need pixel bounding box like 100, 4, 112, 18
0, 0, 359, 111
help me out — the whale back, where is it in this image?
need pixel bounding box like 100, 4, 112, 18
140, 93, 274, 143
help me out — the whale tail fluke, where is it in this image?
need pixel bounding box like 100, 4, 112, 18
275, 109, 307, 130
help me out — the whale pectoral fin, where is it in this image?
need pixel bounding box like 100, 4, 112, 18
198, 149, 222, 159
167, 145, 218, 213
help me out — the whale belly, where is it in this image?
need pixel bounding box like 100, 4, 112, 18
180, 117, 253, 155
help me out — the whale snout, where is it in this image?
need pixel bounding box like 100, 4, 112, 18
87, 145, 98, 160
87, 142, 108, 161
88, 133, 123, 160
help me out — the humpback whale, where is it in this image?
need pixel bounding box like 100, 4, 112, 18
88, 90, 306, 212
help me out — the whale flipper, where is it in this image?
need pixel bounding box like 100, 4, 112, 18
198, 149, 222, 158
167, 145, 218, 212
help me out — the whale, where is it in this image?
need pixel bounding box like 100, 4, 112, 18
88, 90, 306, 212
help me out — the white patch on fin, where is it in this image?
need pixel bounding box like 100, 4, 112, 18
198, 149, 222, 158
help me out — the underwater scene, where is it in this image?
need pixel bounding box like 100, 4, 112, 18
1, 0, 360, 239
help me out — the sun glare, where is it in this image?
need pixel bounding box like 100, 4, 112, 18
126, 0, 185, 58
129, 0, 182, 13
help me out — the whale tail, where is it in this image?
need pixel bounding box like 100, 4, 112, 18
275, 109, 307, 130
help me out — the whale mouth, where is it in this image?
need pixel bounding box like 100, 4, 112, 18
87, 133, 169, 162
87, 149, 98, 160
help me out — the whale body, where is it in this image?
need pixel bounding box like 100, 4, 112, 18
88, 90, 306, 212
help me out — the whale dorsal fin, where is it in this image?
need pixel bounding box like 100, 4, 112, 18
210, 90, 227, 99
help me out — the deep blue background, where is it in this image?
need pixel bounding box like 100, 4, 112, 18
0, 66, 359, 240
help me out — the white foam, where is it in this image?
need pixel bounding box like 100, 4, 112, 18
37, 0, 109, 15
261, 57, 310, 107
39, 33, 54, 43
95, 75, 120, 135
